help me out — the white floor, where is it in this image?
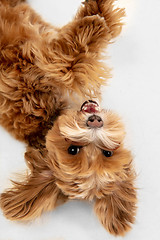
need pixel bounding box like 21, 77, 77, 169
0, 0, 160, 240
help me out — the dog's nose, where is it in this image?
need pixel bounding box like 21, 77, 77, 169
87, 115, 103, 128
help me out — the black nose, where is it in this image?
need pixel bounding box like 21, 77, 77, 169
87, 115, 103, 128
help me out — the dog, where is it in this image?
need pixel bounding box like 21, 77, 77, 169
0, 0, 137, 236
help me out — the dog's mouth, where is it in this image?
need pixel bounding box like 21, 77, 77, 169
81, 100, 100, 114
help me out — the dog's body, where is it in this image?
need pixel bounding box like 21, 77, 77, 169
0, 0, 137, 236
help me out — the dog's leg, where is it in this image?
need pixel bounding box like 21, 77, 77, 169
76, 0, 125, 41
0, 148, 68, 220
48, 0, 125, 99
61, 0, 125, 50
94, 166, 137, 236
0, 0, 26, 6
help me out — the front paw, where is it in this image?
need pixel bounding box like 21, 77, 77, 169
76, 15, 108, 45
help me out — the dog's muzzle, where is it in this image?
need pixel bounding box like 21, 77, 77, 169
87, 115, 103, 128
81, 100, 103, 128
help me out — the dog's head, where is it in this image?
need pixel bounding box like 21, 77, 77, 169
46, 100, 132, 199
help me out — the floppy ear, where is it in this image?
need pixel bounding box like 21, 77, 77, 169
0, 148, 68, 221
94, 163, 137, 236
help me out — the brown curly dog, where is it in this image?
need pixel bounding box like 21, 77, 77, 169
0, 0, 137, 236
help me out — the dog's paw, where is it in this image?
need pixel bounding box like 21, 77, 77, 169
77, 15, 108, 36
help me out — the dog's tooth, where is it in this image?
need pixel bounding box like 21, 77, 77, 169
94, 103, 98, 107
82, 101, 99, 112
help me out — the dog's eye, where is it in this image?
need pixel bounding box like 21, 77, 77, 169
68, 145, 81, 155
103, 150, 113, 157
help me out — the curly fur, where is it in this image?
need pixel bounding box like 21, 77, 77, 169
0, 0, 137, 236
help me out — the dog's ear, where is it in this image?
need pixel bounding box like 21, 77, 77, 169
94, 162, 137, 236
0, 148, 68, 221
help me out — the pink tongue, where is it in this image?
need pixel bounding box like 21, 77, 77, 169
84, 104, 97, 113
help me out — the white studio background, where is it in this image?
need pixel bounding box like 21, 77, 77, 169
0, 0, 160, 240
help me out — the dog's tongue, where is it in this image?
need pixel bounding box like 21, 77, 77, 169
85, 104, 97, 113
81, 100, 99, 114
